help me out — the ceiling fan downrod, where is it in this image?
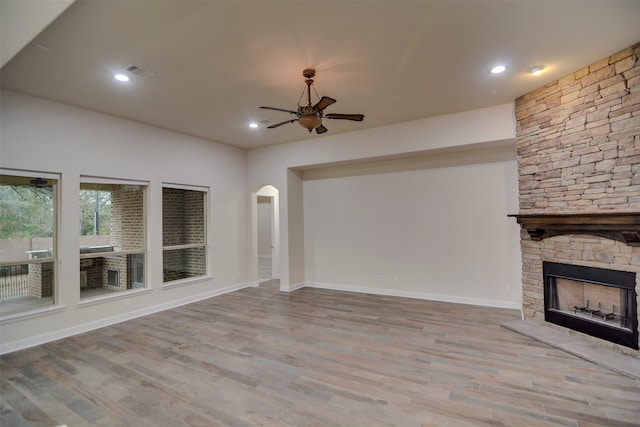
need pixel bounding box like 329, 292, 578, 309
302, 68, 316, 107
299, 68, 322, 131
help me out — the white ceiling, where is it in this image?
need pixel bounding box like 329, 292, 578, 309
2, 0, 639, 149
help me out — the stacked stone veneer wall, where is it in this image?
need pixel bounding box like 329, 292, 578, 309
515, 43, 640, 355
162, 188, 206, 282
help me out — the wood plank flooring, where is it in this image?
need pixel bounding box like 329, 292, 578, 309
2, 280, 639, 426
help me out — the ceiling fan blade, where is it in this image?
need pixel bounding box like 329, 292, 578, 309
325, 113, 364, 121
313, 96, 337, 112
267, 119, 297, 129
315, 124, 328, 134
260, 106, 298, 115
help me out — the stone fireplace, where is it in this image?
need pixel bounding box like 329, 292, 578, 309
513, 43, 640, 356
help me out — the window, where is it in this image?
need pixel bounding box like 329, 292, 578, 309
79, 178, 146, 299
162, 185, 207, 283
0, 171, 58, 315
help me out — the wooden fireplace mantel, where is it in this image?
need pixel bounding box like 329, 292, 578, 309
508, 212, 640, 246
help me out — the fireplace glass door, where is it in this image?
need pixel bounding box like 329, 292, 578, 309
547, 278, 634, 331
543, 262, 638, 350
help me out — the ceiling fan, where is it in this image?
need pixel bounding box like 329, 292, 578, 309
260, 68, 364, 135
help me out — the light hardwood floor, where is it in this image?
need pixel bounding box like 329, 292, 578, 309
1, 280, 639, 426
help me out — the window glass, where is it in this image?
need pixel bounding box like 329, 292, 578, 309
79, 180, 146, 299
0, 173, 57, 315
162, 187, 207, 283
163, 247, 206, 282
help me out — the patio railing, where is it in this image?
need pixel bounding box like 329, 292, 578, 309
0, 264, 29, 298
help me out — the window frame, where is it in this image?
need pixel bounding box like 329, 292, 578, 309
78, 176, 148, 301
0, 169, 60, 318
161, 183, 209, 286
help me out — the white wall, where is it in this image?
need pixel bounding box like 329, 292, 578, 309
247, 103, 520, 296
303, 152, 522, 307
0, 89, 249, 352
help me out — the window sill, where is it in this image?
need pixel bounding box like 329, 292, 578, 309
0, 304, 66, 325
78, 287, 153, 308
161, 275, 213, 290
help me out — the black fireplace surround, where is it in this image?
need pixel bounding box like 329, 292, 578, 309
543, 261, 638, 350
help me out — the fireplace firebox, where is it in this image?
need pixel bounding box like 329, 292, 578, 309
543, 262, 638, 350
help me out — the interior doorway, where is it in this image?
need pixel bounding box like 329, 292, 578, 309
255, 185, 279, 282
257, 195, 273, 280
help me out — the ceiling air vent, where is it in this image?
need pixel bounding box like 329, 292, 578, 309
125, 65, 155, 79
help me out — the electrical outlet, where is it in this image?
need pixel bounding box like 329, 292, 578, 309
124, 299, 130, 308
505, 285, 511, 293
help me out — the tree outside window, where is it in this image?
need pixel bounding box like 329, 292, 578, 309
79, 190, 111, 236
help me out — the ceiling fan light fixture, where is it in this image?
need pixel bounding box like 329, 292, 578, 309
298, 113, 322, 132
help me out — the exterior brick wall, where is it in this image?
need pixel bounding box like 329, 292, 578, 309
515, 43, 640, 355
28, 262, 53, 298
111, 186, 145, 251
162, 188, 206, 282
103, 256, 127, 291
81, 258, 103, 289
80, 256, 127, 291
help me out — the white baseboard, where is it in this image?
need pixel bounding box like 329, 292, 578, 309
280, 281, 305, 292
304, 281, 522, 310
0, 281, 256, 355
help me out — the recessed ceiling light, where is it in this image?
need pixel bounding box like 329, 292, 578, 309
490, 65, 506, 74
528, 65, 545, 76
114, 73, 129, 82
249, 122, 259, 128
